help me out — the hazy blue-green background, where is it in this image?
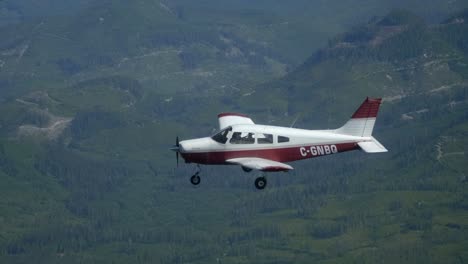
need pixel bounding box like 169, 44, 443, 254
1, 0, 468, 263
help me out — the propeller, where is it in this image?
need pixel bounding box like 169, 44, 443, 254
176, 136, 179, 166
170, 136, 180, 166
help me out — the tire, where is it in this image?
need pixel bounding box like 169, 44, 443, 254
190, 175, 201, 185
254, 177, 267, 190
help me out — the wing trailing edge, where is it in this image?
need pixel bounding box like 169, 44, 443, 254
226, 157, 293, 172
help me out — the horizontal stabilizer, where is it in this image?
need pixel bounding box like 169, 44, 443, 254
358, 137, 388, 153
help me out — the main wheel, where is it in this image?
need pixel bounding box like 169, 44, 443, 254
254, 177, 267, 190
190, 174, 201, 185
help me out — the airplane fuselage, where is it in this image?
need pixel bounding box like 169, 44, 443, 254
179, 124, 367, 166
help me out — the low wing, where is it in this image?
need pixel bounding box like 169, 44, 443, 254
218, 113, 254, 130
226, 157, 293, 172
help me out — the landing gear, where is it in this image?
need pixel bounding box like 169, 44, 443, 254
254, 176, 267, 190
190, 165, 201, 186
242, 166, 253, 173
190, 173, 201, 185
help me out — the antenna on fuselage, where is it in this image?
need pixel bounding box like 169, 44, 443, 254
290, 113, 301, 128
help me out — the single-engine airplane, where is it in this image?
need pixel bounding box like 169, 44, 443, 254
171, 97, 387, 189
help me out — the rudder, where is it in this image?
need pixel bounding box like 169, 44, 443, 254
335, 97, 382, 137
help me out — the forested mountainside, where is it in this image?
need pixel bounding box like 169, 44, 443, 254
1, 0, 466, 98
0, 1, 468, 263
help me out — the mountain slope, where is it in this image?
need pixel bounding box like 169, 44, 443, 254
0, 5, 468, 264
154, 10, 468, 262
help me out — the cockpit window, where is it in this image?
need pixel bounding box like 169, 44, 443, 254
257, 133, 273, 144
211, 126, 232, 144
230, 132, 255, 144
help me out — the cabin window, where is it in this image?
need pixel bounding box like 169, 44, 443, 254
230, 132, 255, 144
257, 133, 273, 144
211, 126, 232, 144
278, 136, 290, 143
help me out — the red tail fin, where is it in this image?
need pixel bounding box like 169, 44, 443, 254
336, 97, 382, 137
351, 97, 382, 119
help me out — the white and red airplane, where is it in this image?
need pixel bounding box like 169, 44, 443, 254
172, 97, 387, 189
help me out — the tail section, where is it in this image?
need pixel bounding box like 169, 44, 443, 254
336, 97, 382, 137
358, 137, 388, 153
336, 97, 387, 153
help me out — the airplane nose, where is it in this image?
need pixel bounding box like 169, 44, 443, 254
173, 137, 212, 153
170, 143, 186, 152
170, 137, 185, 153
178, 142, 186, 152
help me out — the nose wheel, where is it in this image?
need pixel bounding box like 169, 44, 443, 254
190, 172, 201, 185
254, 176, 267, 190
190, 165, 201, 186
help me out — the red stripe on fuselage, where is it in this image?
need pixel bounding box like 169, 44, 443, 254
180, 143, 358, 165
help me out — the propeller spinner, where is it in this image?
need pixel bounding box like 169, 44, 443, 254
170, 136, 180, 166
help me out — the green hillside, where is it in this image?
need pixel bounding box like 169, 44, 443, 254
1, 0, 466, 99
0, 2, 468, 263
230, 10, 468, 262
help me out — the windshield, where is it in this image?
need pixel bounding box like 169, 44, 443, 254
211, 126, 232, 144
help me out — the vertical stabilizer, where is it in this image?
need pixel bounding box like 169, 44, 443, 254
335, 97, 382, 137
